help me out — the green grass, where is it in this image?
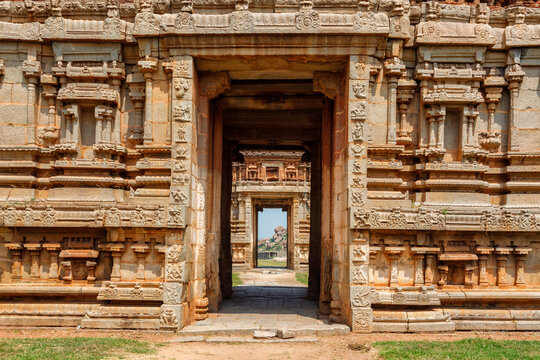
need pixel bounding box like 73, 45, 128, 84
257, 259, 286, 268
0, 337, 156, 360
374, 338, 540, 360
295, 272, 309, 285
232, 272, 242, 287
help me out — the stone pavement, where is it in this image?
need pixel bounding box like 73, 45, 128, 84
179, 270, 349, 336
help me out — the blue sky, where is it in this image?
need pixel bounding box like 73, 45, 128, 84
258, 208, 287, 239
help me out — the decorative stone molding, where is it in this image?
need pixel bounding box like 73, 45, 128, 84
230, 0, 254, 32
295, 1, 320, 31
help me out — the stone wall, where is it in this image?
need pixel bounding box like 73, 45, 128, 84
0, 0, 539, 332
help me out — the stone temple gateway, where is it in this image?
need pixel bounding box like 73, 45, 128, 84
0, 0, 540, 333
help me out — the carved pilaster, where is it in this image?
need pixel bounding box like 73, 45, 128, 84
61, 104, 79, 144
95, 105, 115, 144
438, 265, 448, 286
132, 243, 149, 281
505, 54, 525, 152
5, 243, 23, 281
396, 78, 416, 146
514, 247, 532, 287
480, 70, 506, 152
411, 247, 439, 287
138, 57, 158, 145
425, 254, 435, 286
463, 105, 479, 149
476, 246, 493, 287
40, 74, 59, 145
105, 243, 124, 282
22, 59, 41, 145
24, 243, 42, 280
368, 246, 380, 285
43, 243, 62, 280
348, 55, 371, 332
384, 247, 405, 286
127, 73, 145, 141
495, 247, 512, 286
384, 56, 405, 144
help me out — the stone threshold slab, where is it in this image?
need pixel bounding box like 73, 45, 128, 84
170, 336, 319, 343
178, 324, 350, 337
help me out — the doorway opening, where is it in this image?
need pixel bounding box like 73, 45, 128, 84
256, 207, 288, 269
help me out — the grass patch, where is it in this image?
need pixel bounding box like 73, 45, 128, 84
374, 338, 540, 360
232, 272, 242, 287
257, 259, 286, 268
295, 272, 309, 285
0, 337, 155, 360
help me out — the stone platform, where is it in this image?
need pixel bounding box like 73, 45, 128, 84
179, 282, 349, 337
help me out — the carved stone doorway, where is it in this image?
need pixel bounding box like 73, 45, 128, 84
254, 203, 290, 269
200, 62, 349, 327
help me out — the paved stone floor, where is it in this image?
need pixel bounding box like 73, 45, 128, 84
180, 269, 350, 336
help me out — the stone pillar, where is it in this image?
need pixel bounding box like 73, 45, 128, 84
138, 56, 158, 145
368, 246, 380, 285
384, 56, 405, 144
396, 79, 415, 146
43, 243, 61, 280
505, 58, 525, 152
410, 247, 439, 286
514, 247, 531, 287
5, 243, 23, 281
413, 254, 424, 286
40, 75, 59, 145
385, 247, 405, 287
156, 245, 166, 280
425, 254, 435, 286
61, 261, 72, 282
161, 56, 196, 330
436, 110, 445, 149
86, 261, 97, 283
348, 56, 372, 333
127, 74, 145, 141
480, 72, 505, 152
22, 58, 40, 145
438, 265, 448, 286
107, 243, 124, 282
132, 243, 149, 281
23, 243, 42, 280
476, 246, 493, 287
495, 247, 512, 286
464, 264, 475, 287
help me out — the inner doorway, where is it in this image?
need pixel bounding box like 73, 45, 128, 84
256, 207, 288, 269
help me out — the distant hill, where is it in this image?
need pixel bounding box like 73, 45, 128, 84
258, 226, 287, 252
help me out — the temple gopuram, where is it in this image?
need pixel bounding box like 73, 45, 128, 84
0, 0, 540, 333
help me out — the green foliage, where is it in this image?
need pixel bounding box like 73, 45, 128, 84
375, 338, 540, 360
232, 272, 242, 287
295, 272, 309, 285
0, 337, 155, 360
